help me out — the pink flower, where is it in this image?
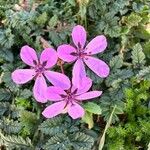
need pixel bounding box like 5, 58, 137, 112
12, 45, 70, 103
57, 25, 110, 85
42, 76, 102, 119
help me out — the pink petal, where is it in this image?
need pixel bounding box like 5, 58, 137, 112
44, 71, 71, 90
40, 48, 58, 68
47, 86, 66, 101
68, 102, 85, 119
11, 69, 35, 84
84, 56, 110, 78
71, 25, 86, 49
85, 35, 107, 55
42, 101, 66, 118
33, 75, 47, 103
74, 77, 92, 95
76, 91, 102, 101
57, 44, 77, 62
20, 45, 38, 66
72, 59, 86, 88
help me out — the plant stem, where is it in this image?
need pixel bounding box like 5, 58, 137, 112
98, 105, 116, 150
60, 62, 65, 74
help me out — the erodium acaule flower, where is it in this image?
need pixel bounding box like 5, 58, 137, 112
57, 25, 110, 85
42, 76, 102, 119
11, 45, 70, 103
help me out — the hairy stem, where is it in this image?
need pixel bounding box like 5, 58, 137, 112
60, 62, 65, 74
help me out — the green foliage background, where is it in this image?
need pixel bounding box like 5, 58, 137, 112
0, 0, 150, 149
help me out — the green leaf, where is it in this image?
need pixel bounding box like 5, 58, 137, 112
0, 130, 33, 149
0, 49, 14, 62
19, 89, 32, 99
136, 66, 150, 81
143, 41, 150, 59
83, 102, 102, 115
0, 89, 11, 101
106, 69, 134, 87
68, 0, 76, 6
0, 119, 22, 134
36, 12, 47, 26
49, 31, 62, 46
109, 55, 123, 71
82, 111, 94, 129
39, 116, 64, 135
125, 13, 142, 27
2, 71, 19, 92
48, 15, 58, 28
70, 132, 94, 150
0, 102, 9, 116
19, 111, 38, 136
86, 69, 103, 84
131, 43, 145, 66
44, 133, 70, 150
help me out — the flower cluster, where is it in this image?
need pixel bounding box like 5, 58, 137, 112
12, 25, 110, 119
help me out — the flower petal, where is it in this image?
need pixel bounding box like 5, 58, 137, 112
44, 71, 71, 90
20, 45, 38, 66
72, 59, 86, 87
47, 86, 66, 101
42, 101, 66, 118
40, 48, 58, 68
76, 91, 102, 101
84, 56, 110, 78
85, 35, 107, 55
57, 44, 77, 62
11, 69, 35, 84
72, 25, 86, 49
33, 75, 47, 103
73, 77, 92, 95
68, 102, 85, 119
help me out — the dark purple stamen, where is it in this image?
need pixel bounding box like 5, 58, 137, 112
70, 52, 78, 56
78, 42, 82, 49
71, 51, 87, 58
42, 61, 47, 67
60, 94, 67, 98
33, 60, 37, 65
34, 63, 46, 74
61, 90, 76, 104
72, 88, 78, 95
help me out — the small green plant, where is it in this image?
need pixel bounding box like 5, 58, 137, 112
106, 80, 150, 150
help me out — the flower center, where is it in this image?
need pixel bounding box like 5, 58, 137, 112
35, 65, 45, 73
67, 93, 74, 100
71, 43, 91, 59
33, 60, 47, 74
61, 88, 78, 104
71, 51, 87, 58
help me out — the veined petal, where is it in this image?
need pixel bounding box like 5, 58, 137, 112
76, 91, 102, 101
11, 69, 35, 84
40, 48, 58, 69
68, 102, 84, 119
20, 45, 38, 66
73, 77, 92, 95
72, 25, 86, 49
44, 71, 71, 90
47, 86, 66, 101
57, 44, 77, 62
72, 59, 86, 87
84, 56, 110, 78
85, 35, 107, 55
42, 101, 66, 118
33, 75, 47, 103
